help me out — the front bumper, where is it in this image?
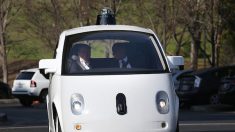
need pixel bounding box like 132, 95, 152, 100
62, 120, 177, 132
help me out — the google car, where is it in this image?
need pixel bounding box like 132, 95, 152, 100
39, 8, 182, 132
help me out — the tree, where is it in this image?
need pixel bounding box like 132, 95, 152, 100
24, 0, 101, 51
177, 0, 207, 70
24, 0, 67, 50
202, 0, 223, 67
218, 0, 235, 65
0, 0, 21, 83
171, 0, 190, 56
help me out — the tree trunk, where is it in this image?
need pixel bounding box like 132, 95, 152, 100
0, 32, 8, 83
211, 32, 216, 67
2, 50, 8, 83
190, 39, 198, 70
189, 28, 201, 70
215, 28, 222, 67
0, 0, 12, 83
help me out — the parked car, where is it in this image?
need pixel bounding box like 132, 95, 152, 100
172, 69, 193, 91
219, 76, 235, 105
39, 8, 181, 132
12, 68, 49, 106
0, 81, 10, 99
176, 66, 233, 107
218, 65, 235, 105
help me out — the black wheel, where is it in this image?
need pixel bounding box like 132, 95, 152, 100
55, 115, 62, 132
210, 94, 220, 105
39, 90, 48, 103
19, 98, 33, 107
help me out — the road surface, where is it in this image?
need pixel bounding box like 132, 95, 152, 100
1, 103, 235, 132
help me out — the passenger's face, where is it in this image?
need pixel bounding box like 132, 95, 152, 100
78, 47, 91, 61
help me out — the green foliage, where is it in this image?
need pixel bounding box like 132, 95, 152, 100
3, 0, 235, 67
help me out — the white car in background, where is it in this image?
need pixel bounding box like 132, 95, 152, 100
12, 68, 49, 106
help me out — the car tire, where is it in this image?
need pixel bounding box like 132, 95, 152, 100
55, 115, 62, 132
210, 94, 220, 105
19, 98, 33, 107
39, 90, 48, 103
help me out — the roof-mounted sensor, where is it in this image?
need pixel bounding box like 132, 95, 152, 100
96, 7, 116, 25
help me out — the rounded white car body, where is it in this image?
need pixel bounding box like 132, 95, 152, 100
40, 25, 180, 132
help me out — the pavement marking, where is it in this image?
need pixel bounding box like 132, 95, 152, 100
0, 125, 48, 130
180, 122, 235, 126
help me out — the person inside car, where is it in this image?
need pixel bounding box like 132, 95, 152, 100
68, 44, 91, 73
112, 42, 132, 68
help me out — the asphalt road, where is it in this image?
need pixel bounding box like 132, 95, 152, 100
179, 109, 235, 132
0, 103, 48, 132
1, 103, 235, 132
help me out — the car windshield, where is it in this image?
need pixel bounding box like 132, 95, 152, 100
16, 72, 34, 80
62, 31, 168, 75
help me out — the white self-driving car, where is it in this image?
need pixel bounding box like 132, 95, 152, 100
40, 23, 182, 132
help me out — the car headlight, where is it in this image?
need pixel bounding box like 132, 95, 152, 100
156, 91, 169, 114
71, 93, 84, 115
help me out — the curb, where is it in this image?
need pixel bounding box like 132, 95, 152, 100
0, 98, 19, 104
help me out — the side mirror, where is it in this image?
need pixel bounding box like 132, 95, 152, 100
167, 56, 184, 73
39, 59, 57, 74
